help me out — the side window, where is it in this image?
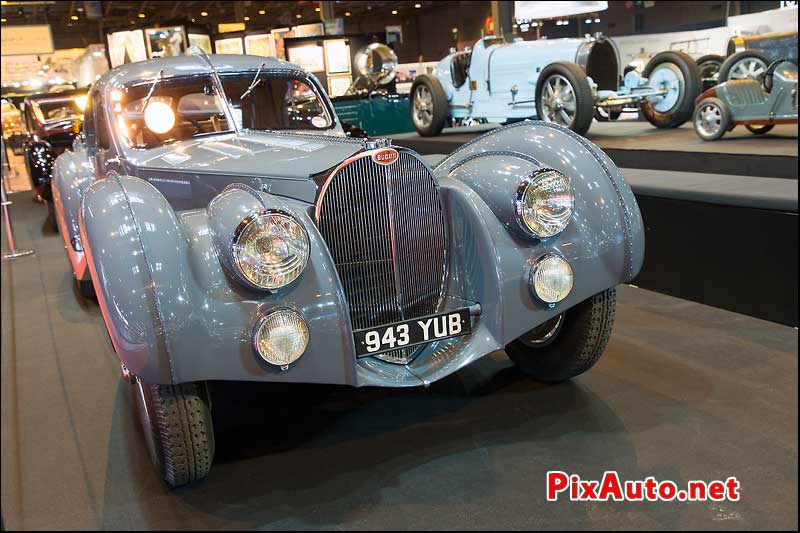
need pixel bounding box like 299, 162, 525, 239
94, 94, 111, 151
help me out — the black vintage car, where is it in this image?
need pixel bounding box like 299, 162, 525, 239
22, 88, 87, 229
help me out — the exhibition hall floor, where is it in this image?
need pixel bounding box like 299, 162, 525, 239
2, 194, 797, 530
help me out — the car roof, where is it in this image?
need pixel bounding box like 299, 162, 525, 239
99, 54, 303, 90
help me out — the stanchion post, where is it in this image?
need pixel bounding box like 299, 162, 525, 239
1, 136, 35, 260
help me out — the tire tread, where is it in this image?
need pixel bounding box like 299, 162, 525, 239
149, 382, 213, 487
507, 288, 616, 382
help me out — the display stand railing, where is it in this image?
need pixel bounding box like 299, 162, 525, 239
1, 137, 35, 260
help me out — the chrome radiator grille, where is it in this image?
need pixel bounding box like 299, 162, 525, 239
316, 148, 447, 364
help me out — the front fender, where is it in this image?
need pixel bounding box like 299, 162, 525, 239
435, 120, 644, 283
80, 175, 356, 385
52, 147, 94, 280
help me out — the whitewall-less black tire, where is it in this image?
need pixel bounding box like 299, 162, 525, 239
133, 379, 215, 487
506, 288, 616, 383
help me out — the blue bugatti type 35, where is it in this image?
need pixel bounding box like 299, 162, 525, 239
410, 34, 702, 136
52, 52, 644, 486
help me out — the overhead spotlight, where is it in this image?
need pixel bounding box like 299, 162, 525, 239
585, 18, 592, 23
315, 7, 320, 11
594, 18, 600, 23
138, 13, 145, 18
244, 16, 250, 21
345, 12, 351, 16
295, 14, 302, 19
259, 10, 266, 15
415, 3, 422, 7
200, 11, 208, 17
71, 15, 79, 20
392, 10, 398, 14
1, 18, 6, 23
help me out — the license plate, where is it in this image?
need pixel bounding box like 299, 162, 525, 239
354, 308, 472, 357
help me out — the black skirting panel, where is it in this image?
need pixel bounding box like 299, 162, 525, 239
393, 138, 797, 179
605, 149, 797, 180
632, 195, 798, 326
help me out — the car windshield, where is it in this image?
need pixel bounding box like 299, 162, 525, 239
32, 96, 84, 124
117, 71, 333, 149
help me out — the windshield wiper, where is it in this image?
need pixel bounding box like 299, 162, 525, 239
240, 62, 266, 100
142, 69, 164, 111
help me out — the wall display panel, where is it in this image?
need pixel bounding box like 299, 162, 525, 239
324, 39, 351, 75
1, 24, 54, 56
188, 33, 213, 54
287, 43, 325, 72
244, 34, 275, 58
215, 37, 245, 55
145, 27, 186, 58
107, 29, 148, 67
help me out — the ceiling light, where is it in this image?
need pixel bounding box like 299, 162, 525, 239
295, 14, 302, 19
345, 12, 351, 16
71, 15, 79, 20
200, 11, 208, 17
259, 10, 266, 15
138, 13, 146, 18
1, 18, 6, 23
244, 16, 250, 21
585, 18, 592, 23
415, 3, 422, 7
594, 18, 600, 23
392, 10, 398, 14
315, 7, 320, 11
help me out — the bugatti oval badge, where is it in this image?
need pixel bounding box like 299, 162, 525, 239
372, 148, 399, 165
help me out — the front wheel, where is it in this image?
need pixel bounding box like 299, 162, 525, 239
535, 62, 594, 136
506, 288, 616, 383
693, 97, 731, 141
640, 51, 701, 128
409, 74, 448, 136
133, 379, 215, 487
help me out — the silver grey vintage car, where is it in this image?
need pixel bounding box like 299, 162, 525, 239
52, 52, 644, 487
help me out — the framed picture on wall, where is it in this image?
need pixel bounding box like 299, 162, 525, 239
188, 33, 213, 54
328, 74, 352, 97
107, 29, 148, 67
145, 26, 186, 58
324, 39, 351, 75
287, 43, 325, 72
215, 37, 244, 55
244, 34, 275, 57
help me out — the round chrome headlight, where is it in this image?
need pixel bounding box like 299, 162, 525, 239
529, 254, 574, 304
253, 309, 309, 367
515, 169, 574, 238
232, 211, 310, 290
